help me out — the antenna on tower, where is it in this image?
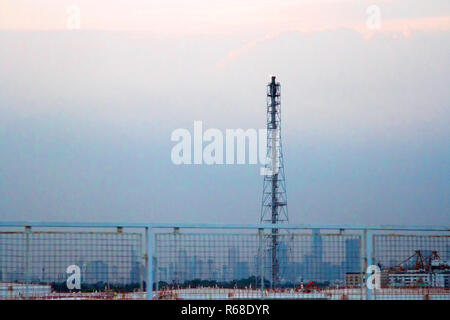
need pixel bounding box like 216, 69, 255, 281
260, 75, 288, 288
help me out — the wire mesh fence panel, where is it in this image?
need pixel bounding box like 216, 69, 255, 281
372, 234, 450, 300
154, 232, 265, 299
0, 231, 144, 299
261, 232, 364, 300
0, 232, 27, 288
154, 230, 364, 300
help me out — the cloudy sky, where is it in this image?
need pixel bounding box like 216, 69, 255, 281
0, 0, 449, 226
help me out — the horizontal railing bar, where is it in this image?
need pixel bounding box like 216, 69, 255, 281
0, 221, 448, 232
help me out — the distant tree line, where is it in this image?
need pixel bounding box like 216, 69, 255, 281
50, 282, 141, 293
155, 276, 270, 290
49, 277, 333, 293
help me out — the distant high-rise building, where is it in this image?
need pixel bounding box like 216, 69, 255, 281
130, 248, 141, 284
176, 249, 188, 283
277, 241, 289, 280
85, 261, 108, 284
228, 246, 239, 279
169, 262, 174, 283
110, 265, 119, 283
221, 265, 227, 282
207, 259, 214, 280
312, 229, 323, 264
345, 238, 361, 273
236, 262, 249, 280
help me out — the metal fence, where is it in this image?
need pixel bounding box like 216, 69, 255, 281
0, 222, 448, 300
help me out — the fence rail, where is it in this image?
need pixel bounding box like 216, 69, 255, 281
0, 222, 448, 300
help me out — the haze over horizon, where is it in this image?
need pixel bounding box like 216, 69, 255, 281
0, 1, 449, 226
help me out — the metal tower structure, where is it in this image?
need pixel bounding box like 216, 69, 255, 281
260, 76, 288, 288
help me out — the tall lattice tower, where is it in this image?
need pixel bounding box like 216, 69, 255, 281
260, 76, 288, 287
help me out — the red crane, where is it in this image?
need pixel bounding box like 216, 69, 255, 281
392, 250, 448, 272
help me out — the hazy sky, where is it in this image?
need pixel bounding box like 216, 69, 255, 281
0, 0, 449, 226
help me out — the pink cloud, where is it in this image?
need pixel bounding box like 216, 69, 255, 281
214, 16, 450, 69
354, 16, 450, 39
214, 32, 281, 70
